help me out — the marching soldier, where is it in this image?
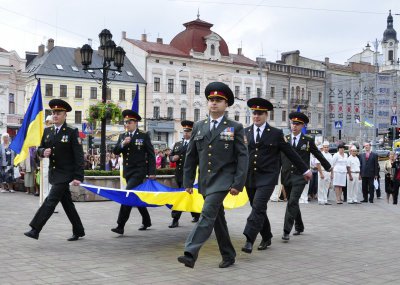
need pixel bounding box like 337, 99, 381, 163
111, 110, 156, 235
281, 112, 332, 241
241, 98, 310, 254
177, 82, 248, 269
24, 99, 85, 241
168, 120, 200, 228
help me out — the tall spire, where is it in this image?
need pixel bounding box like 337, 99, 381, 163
197, 8, 200, 19
383, 9, 397, 42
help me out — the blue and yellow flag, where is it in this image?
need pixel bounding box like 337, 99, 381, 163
10, 80, 44, 165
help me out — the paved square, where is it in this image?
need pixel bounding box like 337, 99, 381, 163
0, 190, 399, 284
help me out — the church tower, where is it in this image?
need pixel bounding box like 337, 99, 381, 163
382, 10, 398, 66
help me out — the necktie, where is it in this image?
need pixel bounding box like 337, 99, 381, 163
211, 120, 218, 136
183, 141, 188, 146
292, 136, 296, 147
256, 128, 261, 143
55, 128, 59, 135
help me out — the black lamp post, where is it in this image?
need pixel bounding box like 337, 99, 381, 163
80, 29, 126, 170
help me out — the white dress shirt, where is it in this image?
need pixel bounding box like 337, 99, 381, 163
209, 115, 224, 131
253, 122, 266, 142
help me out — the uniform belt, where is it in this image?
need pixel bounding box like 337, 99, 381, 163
351, 171, 360, 173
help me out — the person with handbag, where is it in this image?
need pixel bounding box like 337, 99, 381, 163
384, 152, 395, 203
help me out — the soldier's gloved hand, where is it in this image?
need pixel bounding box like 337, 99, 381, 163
230, 188, 239, 196
122, 136, 131, 146
43, 148, 52, 157
172, 155, 180, 162
185, 188, 193, 194
70, 180, 81, 186
303, 171, 312, 181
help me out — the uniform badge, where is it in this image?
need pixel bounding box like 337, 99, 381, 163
224, 143, 229, 149
220, 127, 234, 141
135, 138, 144, 150
61, 135, 69, 142
300, 144, 307, 150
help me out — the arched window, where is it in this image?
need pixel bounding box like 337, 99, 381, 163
234, 111, 240, 121
296, 86, 300, 100
211, 44, 215, 56
301, 88, 305, 100
389, 50, 394, 61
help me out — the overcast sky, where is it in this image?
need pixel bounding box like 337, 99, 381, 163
0, 0, 398, 65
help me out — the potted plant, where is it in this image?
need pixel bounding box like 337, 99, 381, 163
87, 101, 122, 124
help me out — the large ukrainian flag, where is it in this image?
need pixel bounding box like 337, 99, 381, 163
10, 80, 44, 165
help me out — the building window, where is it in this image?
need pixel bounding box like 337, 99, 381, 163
167, 107, 173, 119
181, 108, 186, 121
155, 59, 159, 63
8, 93, 15, 114
235, 86, 240, 97
153, 106, 160, 119
75, 86, 82, 99
269, 110, 274, 121
246, 87, 251, 99
301, 88, 305, 99
211, 44, 215, 56
308, 113, 312, 124
168, 79, 174, 93
257, 88, 261, 97
90, 87, 97, 99
224, 111, 229, 117
245, 111, 250, 125
106, 88, 111, 100
296, 86, 300, 99
157, 132, 162, 141
291, 87, 294, 97
282, 110, 287, 122
283, 88, 287, 100
169, 61, 173, 65
181, 80, 187, 94
234, 111, 240, 121
154, 77, 160, 92
132, 90, 137, 102
195, 81, 200, 95
308, 91, 311, 102
119, 89, 126, 101
75, 111, 82, 124
318, 113, 322, 124
318, 92, 322, 103
45, 84, 53, 97
389, 50, 394, 61
45, 109, 52, 119
60, 85, 67, 97
270, 86, 275, 98
194, 108, 200, 121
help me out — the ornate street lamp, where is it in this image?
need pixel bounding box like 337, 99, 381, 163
80, 29, 126, 170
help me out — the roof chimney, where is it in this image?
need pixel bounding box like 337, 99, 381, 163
47, 38, 54, 51
74, 47, 82, 66
156, 37, 163, 44
122, 31, 126, 39
325, 57, 329, 64
88, 38, 92, 47
141, 34, 147, 42
38, 44, 45, 57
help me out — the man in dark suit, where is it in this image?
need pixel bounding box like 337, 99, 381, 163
359, 142, 379, 203
281, 112, 332, 241
241, 98, 310, 254
177, 82, 248, 269
24, 99, 85, 241
111, 110, 156, 235
168, 120, 200, 228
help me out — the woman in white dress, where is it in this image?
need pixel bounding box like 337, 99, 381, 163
331, 144, 348, 204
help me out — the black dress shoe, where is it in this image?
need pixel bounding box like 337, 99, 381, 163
191, 217, 199, 223
168, 220, 179, 228
325, 202, 332, 205
111, 227, 124, 235
369, 200, 374, 203
361, 200, 368, 203
293, 231, 302, 236
219, 259, 235, 268
67, 233, 85, 241
282, 233, 290, 241
24, 229, 39, 240
177, 255, 195, 268
241, 241, 253, 254
257, 239, 271, 250
138, 224, 151, 231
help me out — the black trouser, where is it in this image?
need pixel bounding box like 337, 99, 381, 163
243, 186, 274, 243
308, 170, 318, 197
283, 175, 307, 234
184, 191, 235, 262
392, 180, 400, 205
171, 180, 200, 221
116, 176, 151, 228
361, 177, 375, 202
30, 183, 84, 235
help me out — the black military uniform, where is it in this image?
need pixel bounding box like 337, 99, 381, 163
241, 98, 309, 253
111, 110, 156, 235
281, 112, 331, 240
25, 99, 85, 241
168, 120, 200, 228
178, 82, 248, 269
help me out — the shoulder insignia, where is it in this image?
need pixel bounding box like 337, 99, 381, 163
267, 128, 270, 132
224, 121, 227, 125
283, 135, 288, 143
205, 120, 208, 123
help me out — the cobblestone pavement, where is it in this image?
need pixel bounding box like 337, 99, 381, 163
0, 187, 399, 285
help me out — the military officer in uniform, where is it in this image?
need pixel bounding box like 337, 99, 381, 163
177, 82, 248, 269
111, 110, 156, 235
24, 99, 85, 241
281, 112, 332, 241
168, 120, 200, 228
241, 98, 310, 254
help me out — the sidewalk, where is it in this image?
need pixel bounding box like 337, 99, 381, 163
0, 191, 399, 284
